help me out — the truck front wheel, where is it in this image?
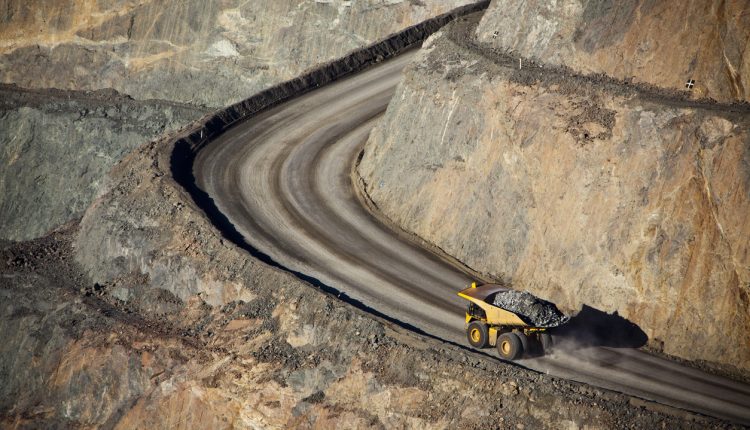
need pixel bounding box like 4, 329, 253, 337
467, 321, 489, 348
497, 332, 523, 360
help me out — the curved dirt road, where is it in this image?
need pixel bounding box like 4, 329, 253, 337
194, 52, 750, 424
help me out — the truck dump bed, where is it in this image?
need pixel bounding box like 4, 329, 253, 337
458, 284, 569, 328
457, 284, 528, 327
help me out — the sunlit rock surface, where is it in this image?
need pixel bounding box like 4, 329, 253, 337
358, 20, 750, 369
475, 0, 750, 103
1, 0, 476, 107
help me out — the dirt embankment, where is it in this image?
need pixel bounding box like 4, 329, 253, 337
357, 14, 750, 371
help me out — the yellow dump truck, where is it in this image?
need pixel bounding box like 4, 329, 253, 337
457, 283, 561, 360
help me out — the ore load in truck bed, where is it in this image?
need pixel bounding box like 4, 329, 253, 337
492, 290, 569, 328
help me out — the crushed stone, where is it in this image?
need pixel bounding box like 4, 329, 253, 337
492, 290, 569, 328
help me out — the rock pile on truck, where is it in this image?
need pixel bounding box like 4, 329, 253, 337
492, 290, 569, 328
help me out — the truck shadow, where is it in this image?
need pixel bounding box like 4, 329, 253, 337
553, 305, 648, 349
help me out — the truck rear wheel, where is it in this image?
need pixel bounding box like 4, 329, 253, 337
516, 332, 529, 354
497, 332, 523, 360
540, 333, 553, 353
467, 321, 489, 348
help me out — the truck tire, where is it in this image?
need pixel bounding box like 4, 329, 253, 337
497, 332, 523, 360
467, 321, 489, 348
540, 333, 553, 353
516, 331, 529, 354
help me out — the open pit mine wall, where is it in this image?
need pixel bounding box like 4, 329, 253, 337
0, 0, 479, 242
475, 0, 750, 103
51, 3, 709, 428
1, 0, 481, 108
357, 8, 750, 371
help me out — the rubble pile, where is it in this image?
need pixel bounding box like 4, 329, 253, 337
493, 290, 569, 327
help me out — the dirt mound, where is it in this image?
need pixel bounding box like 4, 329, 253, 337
492, 290, 568, 328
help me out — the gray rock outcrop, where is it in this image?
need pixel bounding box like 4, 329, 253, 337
1, 0, 478, 108
0, 86, 205, 241
492, 290, 569, 328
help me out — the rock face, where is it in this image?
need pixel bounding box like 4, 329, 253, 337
1, 0, 477, 108
0, 85, 205, 241
358, 16, 750, 369
475, 0, 750, 103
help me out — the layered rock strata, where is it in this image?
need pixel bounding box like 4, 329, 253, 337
1, 0, 480, 107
